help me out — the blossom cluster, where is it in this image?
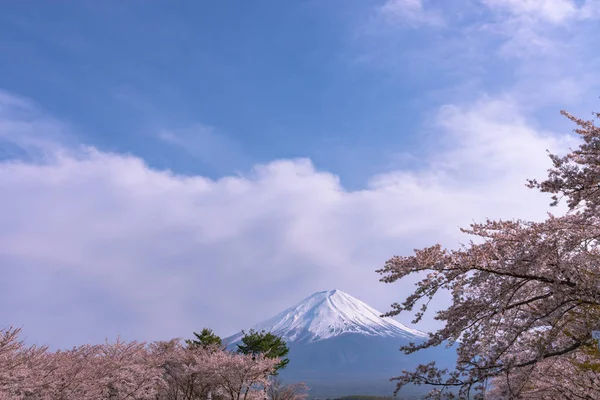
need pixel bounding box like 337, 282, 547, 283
0, 326, 300, 400
378, 110, 600, 399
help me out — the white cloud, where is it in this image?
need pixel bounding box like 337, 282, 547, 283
478, 0, 600, 57
580, 0, 600, 18
360, 0, 600, 116
158, 123, 247, 173
379, 0, 444, 27
373, 0, 599, 58
0, 91, 573, 350
0, 90, 72, 157
482, 0, 580, 24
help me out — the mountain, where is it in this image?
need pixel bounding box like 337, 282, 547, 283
226, 289, 427, 344
224, 290, 456, 398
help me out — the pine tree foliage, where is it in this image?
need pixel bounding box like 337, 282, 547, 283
237, 329, 290, 374
185, 328, 223, 351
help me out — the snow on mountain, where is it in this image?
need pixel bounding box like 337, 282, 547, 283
226, 289, 428, 344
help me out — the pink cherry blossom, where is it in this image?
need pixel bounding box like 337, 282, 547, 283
379, 109, 600, 399
0, 326, 285, 400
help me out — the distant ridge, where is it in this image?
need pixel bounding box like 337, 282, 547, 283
225, 289, 427, 344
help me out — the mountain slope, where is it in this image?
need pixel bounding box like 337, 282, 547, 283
226, 289, 427, 344
224, 289, 455, 397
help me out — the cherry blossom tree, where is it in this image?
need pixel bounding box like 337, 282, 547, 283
210, 350, 278, 400
266, 377, 308, 400
0, 326, 50, 398
149, 339, 278, 400
1, 335, 167, 399
487, 347, 600, 400
1, 327, 282, 400
96, 338, 167, 399
31, 344, 105, 399
151, 339, 209, 400
153, 341, 226, 400
378, 110, 600, 399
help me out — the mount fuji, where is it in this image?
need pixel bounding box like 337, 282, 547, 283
224, 290, 456, 398
226, 289, 427, 344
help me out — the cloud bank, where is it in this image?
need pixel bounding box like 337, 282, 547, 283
0, 90, 571, 349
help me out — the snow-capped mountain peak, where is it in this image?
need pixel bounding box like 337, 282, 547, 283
226, 289, 427, 344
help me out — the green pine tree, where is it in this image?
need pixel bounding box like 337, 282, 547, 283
185, 328, 222, 350
237, 329, 290, 373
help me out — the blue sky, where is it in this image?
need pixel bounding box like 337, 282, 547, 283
1, 0, 599, 349
2, 0, 431, 186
